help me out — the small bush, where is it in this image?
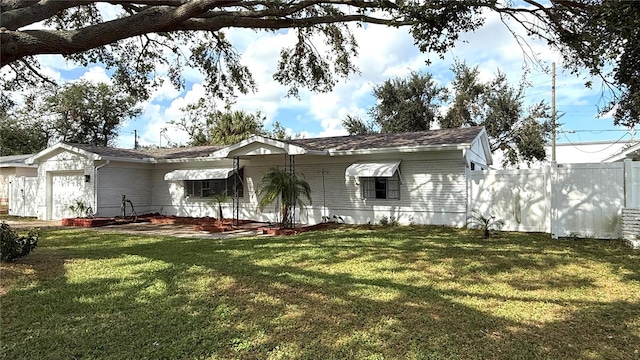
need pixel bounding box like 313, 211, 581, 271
0, 222, 39, 262
467, 209, 505, 239
379, 215, 399, 227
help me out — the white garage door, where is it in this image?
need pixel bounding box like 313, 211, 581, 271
51, 172, 85, 220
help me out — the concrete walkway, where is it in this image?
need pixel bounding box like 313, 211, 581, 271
2, 218, 271, 239
92, 221, 270, 239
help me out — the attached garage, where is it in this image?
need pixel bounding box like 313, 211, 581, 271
48, 172, 86, 220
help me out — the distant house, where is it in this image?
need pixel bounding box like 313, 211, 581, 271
0, 155, 37, 213
23, 127, 492, 225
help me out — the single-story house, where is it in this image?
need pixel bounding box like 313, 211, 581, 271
23, 126, 492, 225
0, 154, 37, 213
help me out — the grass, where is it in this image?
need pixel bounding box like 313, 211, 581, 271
1, 225, 639, 359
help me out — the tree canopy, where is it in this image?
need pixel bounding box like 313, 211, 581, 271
1, 81, 141, 153
371, 72, 446, 133
171, 100, 296, 146
45, 81, 142, 146
343, 64, 552, 167
0, 1, 636, 125
441, 62, 552, 167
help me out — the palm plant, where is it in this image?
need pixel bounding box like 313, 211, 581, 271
208, 192, 231, 223
256, 168, 312, 228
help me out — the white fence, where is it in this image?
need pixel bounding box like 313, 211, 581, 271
469, 160, 639, 239
8, 175, 38, 217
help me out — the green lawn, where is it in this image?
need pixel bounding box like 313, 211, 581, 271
1, 226, 639, 359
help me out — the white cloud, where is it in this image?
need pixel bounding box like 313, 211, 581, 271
78, 66, 111, 84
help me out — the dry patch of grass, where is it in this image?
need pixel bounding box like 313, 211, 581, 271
1, 226, 639, 359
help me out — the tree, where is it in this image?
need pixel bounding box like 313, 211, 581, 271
441, 62, 552, 167
256, 168, 312, 228
44, 81, 142, 146
0, 118, 49, 155
371, 72, 447, 133
521, 1, 639, 127
210, 110, 267, 145
342, 115, 375, 135
1, 1, 635, 126
0, 98, 50, 155
173, 102, 300, 145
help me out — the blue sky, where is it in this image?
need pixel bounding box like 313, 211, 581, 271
29, 5, 635, 149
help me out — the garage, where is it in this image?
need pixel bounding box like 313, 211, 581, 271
49, 172, 86, 220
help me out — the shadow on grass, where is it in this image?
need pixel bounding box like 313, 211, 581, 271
1, 226, 638, 359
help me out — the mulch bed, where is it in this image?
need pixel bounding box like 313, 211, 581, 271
61, 214, 338, 235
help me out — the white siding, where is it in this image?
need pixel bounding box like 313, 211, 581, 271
147, 151, 469, 226
95, 162, 154, 217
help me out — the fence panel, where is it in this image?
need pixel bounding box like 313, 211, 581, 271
468, 169, 550, 233
551, 163, 624, 239
8, 176, 38, 217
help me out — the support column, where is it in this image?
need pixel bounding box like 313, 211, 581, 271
290, 155, 296, 229
233, 156, 240, 227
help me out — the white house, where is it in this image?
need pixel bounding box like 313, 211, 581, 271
23, 127, 492, 226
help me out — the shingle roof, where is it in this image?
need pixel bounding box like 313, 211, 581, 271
63, 127, 483, 161
67, 143, 224, 160
288, 126, 483, 151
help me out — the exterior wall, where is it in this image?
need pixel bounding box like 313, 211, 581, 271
626, 159, 639, 208
466, 138, 490, 169
34, 149, 95, 220
149, 150, 468, 226
95, 161, 154, 217
620, 208, 640, 248
150, 159, 238, 218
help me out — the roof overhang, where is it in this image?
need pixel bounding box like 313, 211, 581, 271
210, 135, 327, 158
164, 166, 242, 181
345, 160, 401, 177
602, 142, 640, 162
0, 154, 36, 168
329, 144, 466, 156
26, 143, 102, 164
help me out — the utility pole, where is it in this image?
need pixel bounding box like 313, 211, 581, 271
134, 130, 139, 149
551, 62, 556, 162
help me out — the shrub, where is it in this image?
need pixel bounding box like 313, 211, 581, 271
0, 222, 39, 262
467, 209, 505, 239
379, 215, 399, 227
68, 199, 91, 218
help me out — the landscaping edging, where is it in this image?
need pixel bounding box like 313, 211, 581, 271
61, 218, 115, 227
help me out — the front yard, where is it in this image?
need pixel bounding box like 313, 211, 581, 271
1, 226, 639, 359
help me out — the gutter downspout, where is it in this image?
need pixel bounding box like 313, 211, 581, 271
92, 160, 110, 217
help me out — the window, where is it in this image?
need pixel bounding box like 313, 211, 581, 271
184, 168, 244, 198
361, 172, 400, 200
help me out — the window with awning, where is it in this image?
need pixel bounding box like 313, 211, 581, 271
346, 161, 401, 200
164, 167, 240, 181
345, 160, 401, 178
165, 167, 244, 198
